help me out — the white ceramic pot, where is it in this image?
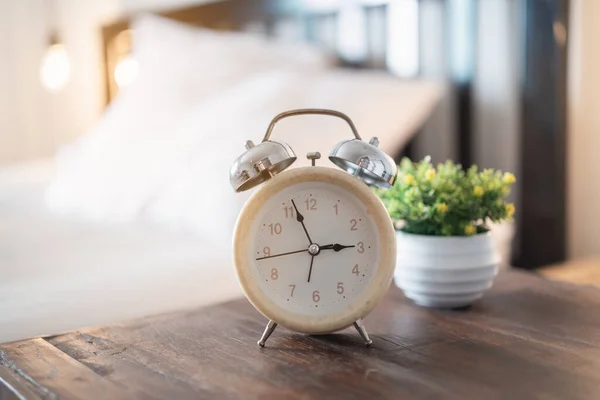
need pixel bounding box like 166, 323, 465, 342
394, 231, 500, 308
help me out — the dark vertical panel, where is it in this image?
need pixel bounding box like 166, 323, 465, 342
396, 0, 424, 164
447, 0, 477, 167
414, 0, 457, 164
514, 0, 569, 268
456, 83, 473, 166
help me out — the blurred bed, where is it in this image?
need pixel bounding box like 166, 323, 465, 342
0, 0, 441, 343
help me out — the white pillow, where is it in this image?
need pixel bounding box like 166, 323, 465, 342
133, 14, 335, 76
46, 16, 442, 248
46, 15, 334, 224
130, 14, 335, 108
143, 69, 441, 241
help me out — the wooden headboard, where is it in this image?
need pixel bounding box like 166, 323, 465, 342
100, 0, 388, 106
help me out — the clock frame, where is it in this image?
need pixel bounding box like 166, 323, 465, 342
233, 167, 396, 343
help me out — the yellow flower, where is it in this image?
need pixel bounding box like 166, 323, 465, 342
425, 169, 436, 181
503, 172, 516, 184
403, 174, 416, 185
464, 224, 476, 235
473, 186, 485, 197
437, 202, 448, 214
505, 203, 515, 218
501, 186, 510, 195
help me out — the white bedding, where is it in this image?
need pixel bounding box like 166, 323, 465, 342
0, 160, 513, 344
0, 16, 443, 343
47, 69, 441, 242
1, 77, 441, 344
45, 15, 442, 242
0, 160, 241, 343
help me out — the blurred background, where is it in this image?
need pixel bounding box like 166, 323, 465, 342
0, 0, 595, 342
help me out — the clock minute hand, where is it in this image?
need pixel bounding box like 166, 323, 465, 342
321, 244, 356, 252
290, 199, 313, 244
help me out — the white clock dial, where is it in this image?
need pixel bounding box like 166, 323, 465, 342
248, 181, 380, 317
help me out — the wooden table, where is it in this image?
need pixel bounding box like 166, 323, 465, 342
2, 270, 600, 400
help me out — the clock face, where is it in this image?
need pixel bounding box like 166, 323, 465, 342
247, 181, 380, 317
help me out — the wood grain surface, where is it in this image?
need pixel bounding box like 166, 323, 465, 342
2, 269, 600, 400
539, 258, 600, 286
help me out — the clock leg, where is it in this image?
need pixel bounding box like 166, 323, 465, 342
353, 319, 373, 347
257, 320, 278, 347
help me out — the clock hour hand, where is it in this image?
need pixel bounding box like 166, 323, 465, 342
291, 199, 313, 244
256, 248, 308, 261
320, 244, 356, 252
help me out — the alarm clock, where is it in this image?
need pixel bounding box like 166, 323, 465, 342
229, 109, 397, 347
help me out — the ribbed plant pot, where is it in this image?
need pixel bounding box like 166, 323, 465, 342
394, 231, 500, 308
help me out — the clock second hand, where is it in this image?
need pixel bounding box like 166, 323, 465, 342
256, 248, 308, 261
291, 199, 313, 245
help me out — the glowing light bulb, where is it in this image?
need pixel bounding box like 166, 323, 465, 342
114, 56, 139, 88
40, 43, 70, 92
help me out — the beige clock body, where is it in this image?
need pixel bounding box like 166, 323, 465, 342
233, 166, 396, 335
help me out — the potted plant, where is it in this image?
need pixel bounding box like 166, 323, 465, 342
376, 157, 516, 308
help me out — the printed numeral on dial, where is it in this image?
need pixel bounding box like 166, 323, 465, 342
283, 206, 295, 218
312, 290, 320, 302
305, 198, 317, 210
357, 242, 364, 253
268, 223, 282, 235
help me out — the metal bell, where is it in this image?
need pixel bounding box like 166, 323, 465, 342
229, 139, 296, 192
329, 137, 397, 188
